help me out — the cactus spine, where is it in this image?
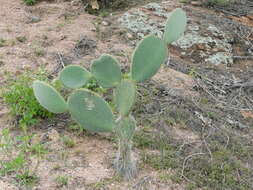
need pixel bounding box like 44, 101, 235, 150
32, 8, 187, 180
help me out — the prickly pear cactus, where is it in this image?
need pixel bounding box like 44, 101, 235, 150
68, 89, 115, 132
131, 35, 167, 82
114, 79, 136, 116
164, 8, 187, 44
91, 54, 122, 88
114, 115, 137, 180
33, 81, 68, 113
59, 65, 91, 89
32, 8, 187, 180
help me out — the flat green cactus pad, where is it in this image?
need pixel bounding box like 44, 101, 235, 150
163, 8, 187, 44
131, 35, 167, 82
68, 89, 115, 132
33, 80, 68, 113
59, 65, 91, 89
114, 80, 136, 116
91, 54, 122, 88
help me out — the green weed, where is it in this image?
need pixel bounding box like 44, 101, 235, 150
2, 68, 53, 127
0, 154, 25, 176
89, 176, 121, 189
84, 78, 106, 94
16, 36, 27, 43
15, 171, 39, 186
55, 175, 68, 187
62, 136, 75, 148
0, 38, 7, 47
23, 0, 37, 6
34, 47, 45, 57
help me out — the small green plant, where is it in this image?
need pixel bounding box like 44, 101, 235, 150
0, 127, 43, 187
16, 36, 27, 43
0, 154, 26, 176
55, 175, 68, 187
2, 68, 53, 127
0, 38, 7, 47
34, 47, 45, 57
16, 171, 39, 186
62, 135, 75, 148
32, 8, 187, 180
23, 0, 37, 6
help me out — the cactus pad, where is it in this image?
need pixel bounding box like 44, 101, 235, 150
131, 35, 167, 82
68, 89, 115, 132
91, 54, 122, 88
59, 65, 91, 89
164, 8, 187, 44
114, 80, 136, 116
33, 80, 68, 113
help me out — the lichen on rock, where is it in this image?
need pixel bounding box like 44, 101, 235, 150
118, 3, 234, 65
173, 24, 233, 65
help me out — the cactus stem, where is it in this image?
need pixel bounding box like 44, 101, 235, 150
114, 116, 137, 180
114, 136, 137, 180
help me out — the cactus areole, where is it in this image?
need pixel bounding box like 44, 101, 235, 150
32, 8, 187, 180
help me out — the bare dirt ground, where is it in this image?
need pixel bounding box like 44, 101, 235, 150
0, 0, 253, 189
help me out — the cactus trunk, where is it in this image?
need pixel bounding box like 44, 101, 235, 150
114, 135, 136, 180
114, 116, 137, 180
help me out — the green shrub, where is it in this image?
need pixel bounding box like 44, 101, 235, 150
2, 68, 53, 127
23, 0, 37, 6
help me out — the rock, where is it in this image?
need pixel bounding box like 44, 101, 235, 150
26, 15, 41, 24
153, 66, 198, 98
71, 0, 81, 6
126, 32, 134, 40
118, 3, 233, 65
101, 21, 109, 26
173, 24, 233, 65
190, 1, 202, 6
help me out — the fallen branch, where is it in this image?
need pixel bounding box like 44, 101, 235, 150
233, 55, 253, 60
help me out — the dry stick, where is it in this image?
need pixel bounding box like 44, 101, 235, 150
201, 124, 213, 161
57, 52, 65, 68
230, 80, 253, 89
181, 153, 206, 183
233, 56, 253, 60
196, 78, 252, 111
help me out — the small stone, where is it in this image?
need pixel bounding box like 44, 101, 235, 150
71, 0, 80, 6
28, 16, 41, 23
126, 33, 134, 39
101, 21, 109, 26
48, 129, 60, 142
190, 1, 202, 6
196, 44, 205, 50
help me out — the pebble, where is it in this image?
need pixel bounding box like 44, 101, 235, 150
190, 1, 202, 6
102, 21, 109, 26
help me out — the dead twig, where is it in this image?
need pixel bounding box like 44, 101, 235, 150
233, 56, 253, 60
181, 153, 206, 183
230, 80, 253, 89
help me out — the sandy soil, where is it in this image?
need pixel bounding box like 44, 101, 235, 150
0, 0, 252, 189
